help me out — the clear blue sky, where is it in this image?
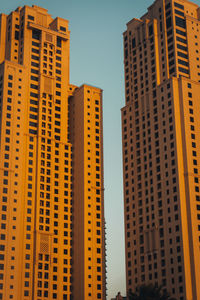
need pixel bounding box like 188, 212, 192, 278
2, 0, 199, 299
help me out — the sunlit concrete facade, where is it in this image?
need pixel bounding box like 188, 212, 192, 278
122, 0, 200, 300
0, 5, 105, 300
69, 84, 106, 300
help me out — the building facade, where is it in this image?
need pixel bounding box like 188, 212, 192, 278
122, 0, 200, 300
0, 5, 105, 300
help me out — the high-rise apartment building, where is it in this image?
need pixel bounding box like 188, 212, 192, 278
122, 0, 200, 300
0, 5, 105, 300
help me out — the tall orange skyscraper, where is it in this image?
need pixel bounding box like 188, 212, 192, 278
0, 5, 106, 300
122, 0, 200, 299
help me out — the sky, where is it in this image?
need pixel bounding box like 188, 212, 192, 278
1, 0, 199, 299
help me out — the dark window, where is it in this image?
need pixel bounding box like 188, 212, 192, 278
176, 36, 187, 44
30, 92, 38, 98
32, 41, 39, 47
29, 121, 37, 127
174, 2, 184, 10
31, 75, 38, 81
32, 30, 40, 40
20, 29, 24, 39
30, 100, 38, 106
167, 29, 173, 37
30, 106, 38, 113
15, 31, 19, 40
60, 26, 66, 32
178, 60, 189, 68
175, 9, 184, 17
178, 67, 189, 74
177, 51, 188, 59
177, 44, 187, 52
31, 55, 39, 61
28, 15, 34, 21
149, 25, 153, 36
166, 17, 172, 29
31, 69, 39, 75
31, 61, 39, 68
132, 38, 136, 48
175, 16, 186, 29
176, 29, 186, 36
30, 84, 38, 90
57, 37, 62, 47
32, 48, 39, 54
125, 49, 128, 59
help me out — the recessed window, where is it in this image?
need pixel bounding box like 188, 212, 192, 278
28, 15, 34, 21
